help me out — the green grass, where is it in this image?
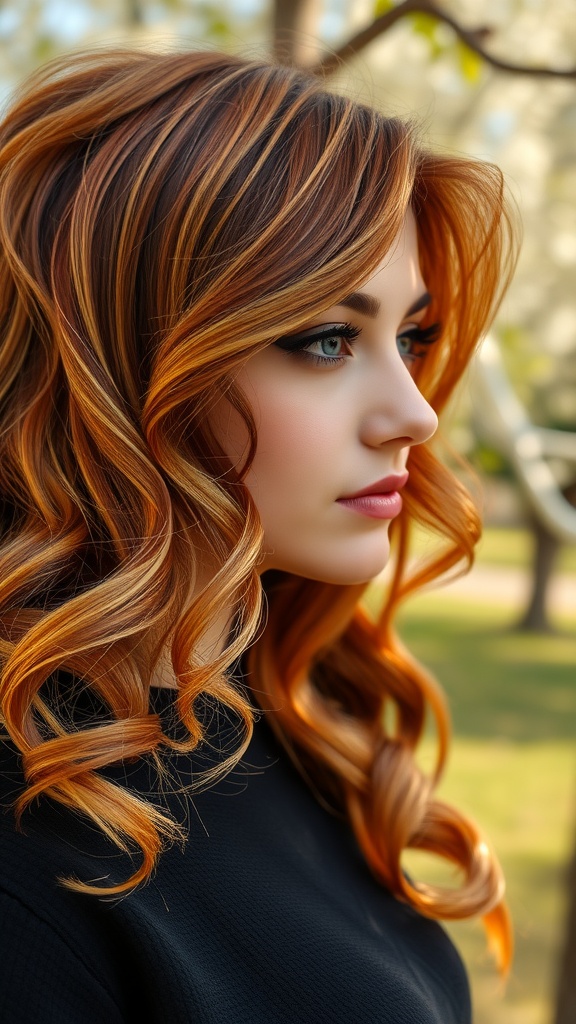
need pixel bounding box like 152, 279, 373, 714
389, 592, 576, 1024
399, 597, 576, 742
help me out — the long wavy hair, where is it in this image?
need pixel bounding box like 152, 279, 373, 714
0, 49, 517, 971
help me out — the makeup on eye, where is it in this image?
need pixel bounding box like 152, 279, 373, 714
273, 319, 442, 368
396, 321, 442, 364
273, 322, 361, 366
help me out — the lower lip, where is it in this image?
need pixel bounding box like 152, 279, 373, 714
336, 491, 403, 519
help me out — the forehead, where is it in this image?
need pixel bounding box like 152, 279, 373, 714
355, 209, 425, 302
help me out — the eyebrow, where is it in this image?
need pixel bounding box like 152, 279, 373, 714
338, 290, 432, 319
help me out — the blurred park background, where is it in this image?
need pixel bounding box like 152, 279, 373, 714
1, 1, 575, 1022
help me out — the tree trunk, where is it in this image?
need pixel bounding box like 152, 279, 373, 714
126, 0, 143, 27
272, 0, 324, 66
516, 515, 560, 633
554, 833, 576, 1024
517, 482, 576, 633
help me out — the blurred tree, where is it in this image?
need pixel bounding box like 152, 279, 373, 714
555, 828, 576, 1024
126, 0, 144, 26
272, 0, 323, 64
518, 482, 576, 632
309, 0, 576, 80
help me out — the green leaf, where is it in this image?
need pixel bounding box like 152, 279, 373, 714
374, 0, 396, 15
456, 40, 484, 83
409, 11, 439, 41
33, 35, 56, 63
206, 15, 231, 40
408, 12, 447, 60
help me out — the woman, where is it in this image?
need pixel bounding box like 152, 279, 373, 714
0, 48, 517, 1023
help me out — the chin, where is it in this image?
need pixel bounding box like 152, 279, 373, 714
265, 539, 392, 586
308, 563, 390, 586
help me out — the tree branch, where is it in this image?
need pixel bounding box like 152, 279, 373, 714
311, 0, 576, 79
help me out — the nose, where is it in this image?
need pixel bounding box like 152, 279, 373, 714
359, 356, 438, 450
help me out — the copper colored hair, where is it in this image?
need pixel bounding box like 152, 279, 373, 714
0, 49, 518, 972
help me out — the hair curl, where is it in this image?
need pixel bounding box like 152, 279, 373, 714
0, 48, 518, 972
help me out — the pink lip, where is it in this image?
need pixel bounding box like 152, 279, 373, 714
338, 472, 409, 501
336, 472, 408, 521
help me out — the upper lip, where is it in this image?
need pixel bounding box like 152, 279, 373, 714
338, 472, 409, 500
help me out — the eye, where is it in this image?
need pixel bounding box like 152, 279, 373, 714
396, 322, 442, 367
308, 333, 348, 358
274, 323, 361, 367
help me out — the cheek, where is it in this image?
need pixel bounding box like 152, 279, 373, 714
243, 383, 341, 510
207, 372, 392, 583
208, 375, 333, 502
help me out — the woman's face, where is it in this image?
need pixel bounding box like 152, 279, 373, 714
211, 209, 438, 584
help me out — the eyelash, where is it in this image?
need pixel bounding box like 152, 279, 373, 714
274, 322, 442, 368
276, 323, 360, 367
397, 323, 442, 365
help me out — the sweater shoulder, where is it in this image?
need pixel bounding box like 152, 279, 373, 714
0, 888, 125, 1024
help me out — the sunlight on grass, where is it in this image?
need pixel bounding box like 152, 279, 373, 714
432, 740, 576, 1024
369, 572, 576, 1024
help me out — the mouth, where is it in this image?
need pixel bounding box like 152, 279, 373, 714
336, 472, 408, 521
338, 472, 409, 501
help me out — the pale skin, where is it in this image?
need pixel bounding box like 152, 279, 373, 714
151, 208, 438, 687
228, 208, 438, 582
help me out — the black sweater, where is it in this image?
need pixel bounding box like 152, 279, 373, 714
0, 685, 471, 1024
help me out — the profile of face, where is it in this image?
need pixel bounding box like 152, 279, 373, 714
211, 208, 438, 585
